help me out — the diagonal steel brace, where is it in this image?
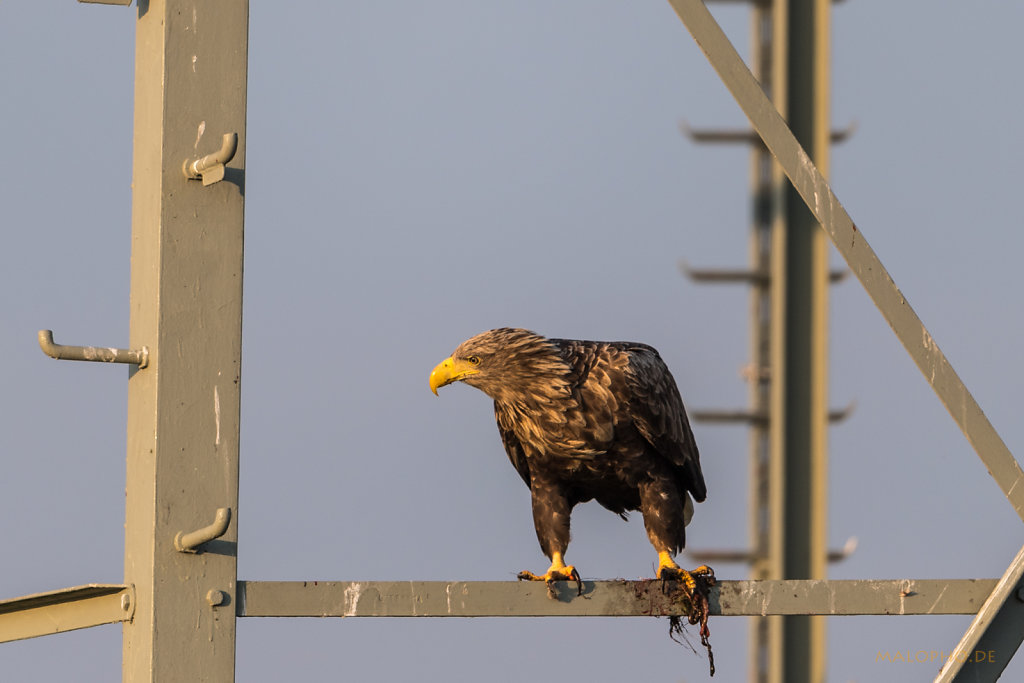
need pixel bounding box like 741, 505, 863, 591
664, 0, 1024, 522
936, 543, 1024, 682
663, 2, 1024, 680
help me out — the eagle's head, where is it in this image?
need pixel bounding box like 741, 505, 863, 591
429, 328, 569, 403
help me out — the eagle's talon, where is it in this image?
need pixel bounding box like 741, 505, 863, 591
657, 561, 716, 598
658, 565, 682, 582
517, 563, 580, 594
691, 564, 716, 587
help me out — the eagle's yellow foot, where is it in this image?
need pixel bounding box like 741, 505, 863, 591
656, 552, 715, 593
516, 553, 583, 596
516, 565, 580, 583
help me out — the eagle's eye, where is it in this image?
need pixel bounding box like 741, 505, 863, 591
467, 355, 481, 365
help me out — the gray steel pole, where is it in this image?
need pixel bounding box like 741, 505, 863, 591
122, 1, 248, 680
687, 3, 834, 679
773, 1, 831, 681
746, 5, 781, 681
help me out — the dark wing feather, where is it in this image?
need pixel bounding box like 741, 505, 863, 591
494, 401, 531, 486
554, 339, 619, 449
621, 344, 707, 502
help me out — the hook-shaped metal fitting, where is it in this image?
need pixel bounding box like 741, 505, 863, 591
38, 330, 148, 368
183, 133, 238, 186
175, 507, 232, 553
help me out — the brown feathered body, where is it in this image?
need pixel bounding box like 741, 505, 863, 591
444, 328, 706, 563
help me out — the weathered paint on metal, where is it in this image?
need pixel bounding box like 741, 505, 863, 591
0, 584, 133, 643
236, 579, 998, 619
665, 0, 1024, 524
122, 0, 247, 680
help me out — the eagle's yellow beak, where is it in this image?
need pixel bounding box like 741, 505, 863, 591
429, 356, 479, 395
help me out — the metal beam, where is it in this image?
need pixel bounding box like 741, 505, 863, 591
774, 1, 832, 681
123, 1, 248, 680
937, 543, 1024, 682
664, 0, 1024, 522
237, 579, 997, 618
744, 6, 782, 679
0, 584, 133, 644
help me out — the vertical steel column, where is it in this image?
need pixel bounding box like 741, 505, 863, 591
771, 0, 831, 681
747, 6, 782, 683
123, 1, 248, 680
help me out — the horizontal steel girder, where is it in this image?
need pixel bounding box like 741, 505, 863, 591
236, 579, 997, 618
1, 578, 996, 644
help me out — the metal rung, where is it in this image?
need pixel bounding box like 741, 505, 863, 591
680, 261, 849, 284
694, 409, 768, 425
688, 537, 858, 565
38, 330, 148, 368
680, 121, 856, 144
693, 403, 853, 424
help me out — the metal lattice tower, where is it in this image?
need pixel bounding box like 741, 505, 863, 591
684, 1, 845, 680
1, 2, 1022, 682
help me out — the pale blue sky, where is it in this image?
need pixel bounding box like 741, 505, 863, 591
2, 2, 1022, 681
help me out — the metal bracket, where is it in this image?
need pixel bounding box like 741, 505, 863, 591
175, 507, 231, 553
38, 330, 148, 368
183, 133, 238, 186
